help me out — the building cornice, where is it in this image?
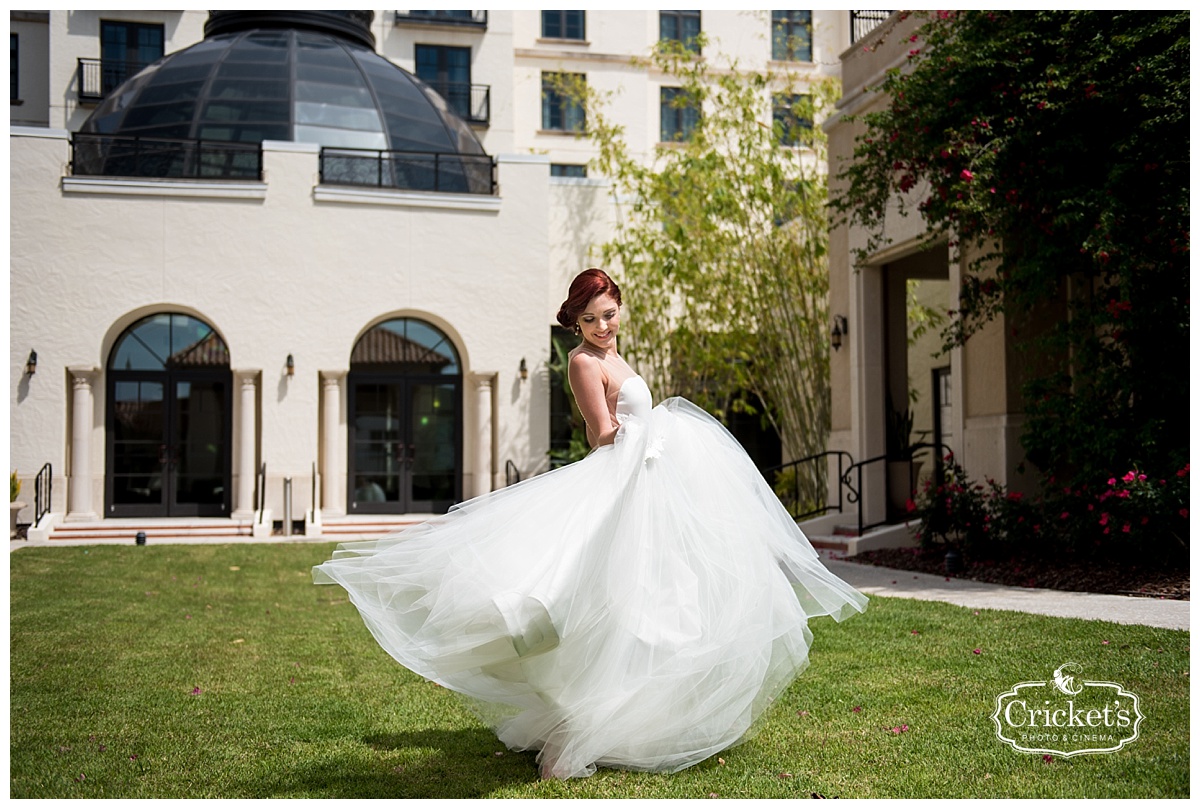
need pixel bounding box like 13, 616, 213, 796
61, 176, 269, 199
313, 185, 502, 212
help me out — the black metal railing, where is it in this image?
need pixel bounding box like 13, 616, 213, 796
505, 460, 521, 487
34, 463, 52, 526
762, 451, 853, 522
843, 442, 953, 536
77, 57, 156, 102
394, 10, 488, 28
424, 81, 491, 126
255, 462, 266, 521
850, 10, 893, 43
71, 133, 263, 181
319, 147, 497, 195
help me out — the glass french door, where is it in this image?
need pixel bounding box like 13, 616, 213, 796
107, 373, 231, 517
348, 377, 461, 514
106, 313, 232, 518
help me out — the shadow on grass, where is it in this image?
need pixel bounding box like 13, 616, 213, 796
238, 727, 539, 799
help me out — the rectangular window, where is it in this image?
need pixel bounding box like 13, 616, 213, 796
542, 72, 586, 132
10, 34, 17, 102
660, 10, 701, 53
415, 44, 472, 121
100, 19, 164, 95
550, 163, 587, 178
660, 87, 700, 143
542, 11, 586, 40
773, 93, 812, 147
772, 10, 812, 62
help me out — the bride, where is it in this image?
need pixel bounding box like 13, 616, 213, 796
313, 268, 868, 779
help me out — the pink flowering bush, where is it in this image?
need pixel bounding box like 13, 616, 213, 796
910, 459, 1189, 561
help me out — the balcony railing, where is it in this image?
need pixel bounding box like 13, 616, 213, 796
394, 11, 487, 28
77, 57, 156, 103
71, 133, 264, 181
850, 10, 894, 44
319, 147, 496, 195
424, 81, 490, 126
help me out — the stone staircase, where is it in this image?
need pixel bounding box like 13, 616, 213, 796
48, 518, 255, 542
312, 515, 427, 540
42, 514, 429, 543
799, 519, 918, 557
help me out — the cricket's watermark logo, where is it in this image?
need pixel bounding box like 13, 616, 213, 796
992, 662, 1144, 757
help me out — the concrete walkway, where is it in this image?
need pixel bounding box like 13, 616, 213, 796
11, 536, 1188, 631
820, 551, 1189, 631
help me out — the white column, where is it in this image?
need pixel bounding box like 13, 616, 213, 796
321, 371, 347, 517
472, 373, 495, 498
66, 366, 99, 521
233, 370, 259, 519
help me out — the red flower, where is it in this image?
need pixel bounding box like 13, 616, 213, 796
960, 169, 974, 182
1181, 509, 1189, 519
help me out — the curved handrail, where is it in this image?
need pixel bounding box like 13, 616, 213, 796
843, 443, 955, 535
34, 463, 52, 525
255, 462, 266, 523
761, 450, 854, 521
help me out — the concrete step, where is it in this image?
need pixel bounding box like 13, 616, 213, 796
49, 519, 255, 541
314, 517, 425, 539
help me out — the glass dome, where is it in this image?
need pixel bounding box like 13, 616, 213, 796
75, 11, 491, 193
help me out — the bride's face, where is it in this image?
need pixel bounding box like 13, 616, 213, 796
578, 292, 620, 351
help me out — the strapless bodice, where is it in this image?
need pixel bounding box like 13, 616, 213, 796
615, 375, 652, 422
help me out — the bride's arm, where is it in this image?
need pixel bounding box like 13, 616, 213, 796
568, 353, 618, 448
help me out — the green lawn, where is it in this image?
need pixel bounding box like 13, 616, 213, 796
9, 543, 1189, 799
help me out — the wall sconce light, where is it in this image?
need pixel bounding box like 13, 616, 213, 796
286, 354, 295, 377
831, 315, 848, 351
519, 357, 528, 381
25, 349, 37, 376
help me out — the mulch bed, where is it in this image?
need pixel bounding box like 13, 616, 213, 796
848, 546, 1189, 601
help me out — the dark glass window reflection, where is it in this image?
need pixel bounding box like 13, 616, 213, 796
110, 313, 230, 371
100, 19, 164, 95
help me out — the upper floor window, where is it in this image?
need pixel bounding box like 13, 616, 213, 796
660, 10, 702, 53
542, 72, 586, 132
660, 87, 700, 143
10, 34, 18, 102
773, 93, 813, 147
550, 163, 587, 178
772, 10, 812, 62
416, 44, 472, 118
100, 20, 164, 95
542, 11, 586, 40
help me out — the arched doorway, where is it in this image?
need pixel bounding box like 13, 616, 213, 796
105, 313, 232, 517
348, 318, 462, 514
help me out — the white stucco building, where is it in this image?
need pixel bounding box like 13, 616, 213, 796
10, 10, 852, 540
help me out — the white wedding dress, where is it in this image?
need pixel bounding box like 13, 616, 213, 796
313, 376, 867, 779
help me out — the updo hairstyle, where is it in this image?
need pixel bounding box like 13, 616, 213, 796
556, 269, 622, 333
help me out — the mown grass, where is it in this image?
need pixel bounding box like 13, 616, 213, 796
9, 542, 1189, 799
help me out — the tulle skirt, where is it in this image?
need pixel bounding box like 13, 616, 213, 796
313, 397, 867, 779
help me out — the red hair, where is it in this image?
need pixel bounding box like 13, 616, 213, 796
556, 269, 622, 331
